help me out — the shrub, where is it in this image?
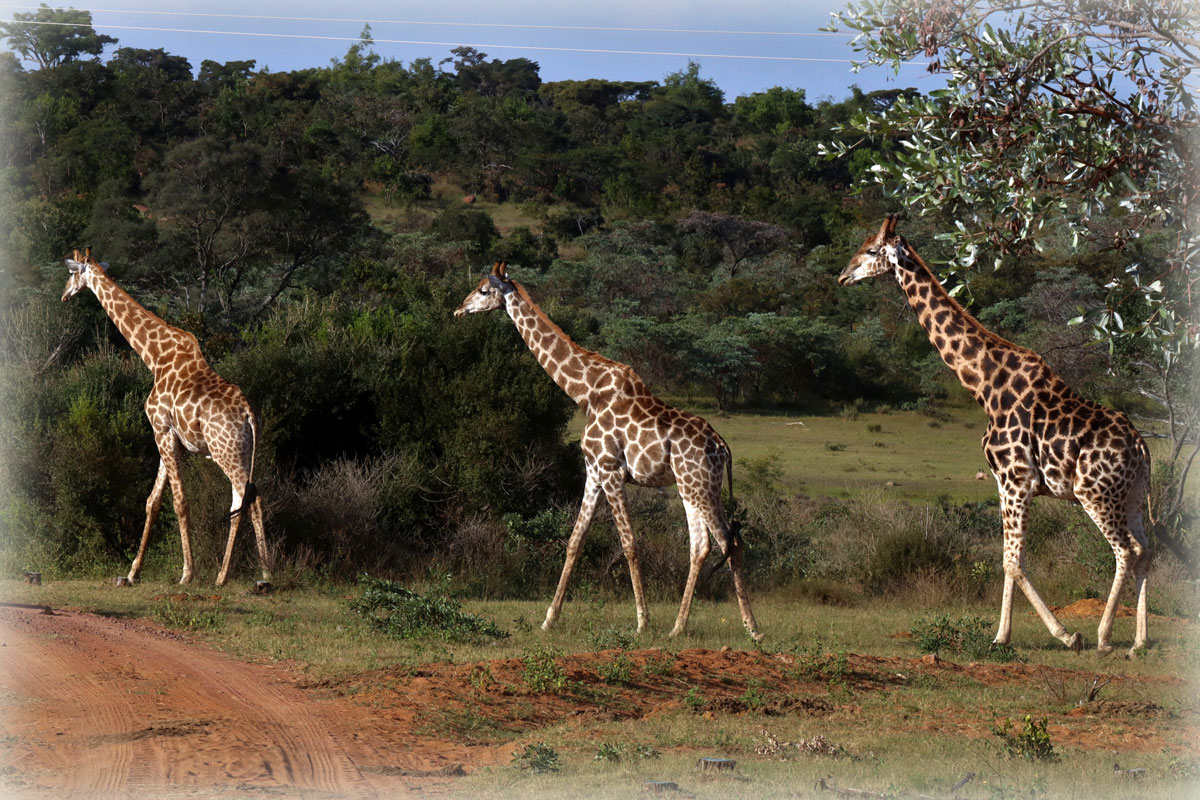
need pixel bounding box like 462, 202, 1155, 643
911, 614, 1017, 663
512, 743, 560, 773
993, 715, 1057, 761
521, 644, 567, 693
348, 575, 509, 642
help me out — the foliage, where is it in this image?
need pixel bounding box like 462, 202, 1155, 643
595, 652, 634, 686
521, 644, 567, 693
911, 613, 1018, 663
993, 714, 1058, 761
348, 574, 509, 642
512, 742, 561, 773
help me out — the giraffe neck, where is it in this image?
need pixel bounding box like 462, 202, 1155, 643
892, 248, 1034, 410
505, 284, 601, 408
87, 269, 178, 374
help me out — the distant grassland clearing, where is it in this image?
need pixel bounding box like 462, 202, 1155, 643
570, 405, 1196, 505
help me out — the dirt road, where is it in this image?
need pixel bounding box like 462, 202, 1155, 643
0, 602, 496, 799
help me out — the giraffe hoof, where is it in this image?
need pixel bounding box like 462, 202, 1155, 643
114, 576, 132, 587
1066, 632, 1084, 652
747, 629, 764, 643
1096, 642, 1114, 655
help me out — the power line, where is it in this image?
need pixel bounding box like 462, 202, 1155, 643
5, 19, 931, 65
0, 4, 856, 38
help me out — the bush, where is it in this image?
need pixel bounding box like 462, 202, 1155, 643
993, 715, 1057, 761
911, 614, 1017, 663
348, 574, 509, 642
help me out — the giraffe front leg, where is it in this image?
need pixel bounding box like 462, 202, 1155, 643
669, 500, 710, 638
156, 435, 194, 585
128, 459, 169, 584
996, 471, 1081, 651
542, 475, 601, 631
993, 573, 1016, 645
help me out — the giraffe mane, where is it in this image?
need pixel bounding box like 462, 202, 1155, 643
900, 238, 1037, 358
511, 282, 627, 370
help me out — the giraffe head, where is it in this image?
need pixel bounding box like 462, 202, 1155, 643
454, 261, 515, 318
62, 247, 106, 302
838, 213, 905, 286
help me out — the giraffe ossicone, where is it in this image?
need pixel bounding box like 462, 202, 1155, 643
62, 249, 272, 588
839, 215, 1151, 656
456, 261, 762, 640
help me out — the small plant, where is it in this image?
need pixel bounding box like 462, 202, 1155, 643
642, 653, 676, 678
586, 625, 634, 651
513, 742, 560, 773
740, 678, 767, 711
469, 664, 495, 695
349, 575, 508, 642
866, 423, 883, 433
632, 744, 660, 760
596, 653, 634, 686
684, 686, 706, 712
522, 644, 567, 693
824, 442, 847, 452
594, 742, 622, 762
993, 715, 1057, 761
152, 601, 224, 630
911, 614, 1018, 663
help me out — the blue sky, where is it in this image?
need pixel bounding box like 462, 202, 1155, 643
1, 1, 937, 100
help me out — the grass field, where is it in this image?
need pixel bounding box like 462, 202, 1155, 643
3, 407, 1197, 798
4, 577, 1198, 799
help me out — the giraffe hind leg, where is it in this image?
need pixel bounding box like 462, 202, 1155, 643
669, 499, 710, 638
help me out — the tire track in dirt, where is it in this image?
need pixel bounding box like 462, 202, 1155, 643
0, 603, 460, 799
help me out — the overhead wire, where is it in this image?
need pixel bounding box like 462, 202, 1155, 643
3, 19, 931, 65
0, 4, 856, 38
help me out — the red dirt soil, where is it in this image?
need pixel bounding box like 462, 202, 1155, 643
0, 602, 1194, 799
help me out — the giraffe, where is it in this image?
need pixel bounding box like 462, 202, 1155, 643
456, 261, 762, 640
838, 215, 1151, 655
62, 248, 271, 587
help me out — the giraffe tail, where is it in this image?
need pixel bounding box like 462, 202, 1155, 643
703, 445, 741, 584
225, 482, 258, 520
226, 412, 260, 520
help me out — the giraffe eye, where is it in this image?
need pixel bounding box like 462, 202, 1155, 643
480, 286, 490, 295
866, 248, 878, 256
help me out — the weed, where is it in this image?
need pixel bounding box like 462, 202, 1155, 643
632, 744, 660, 760
349, 575, 508, 642
740, 678, 767, 711
512, 742, 560, 773
585, 625, 634, 651
521, 644, 567, 693
683, 686, 706, 712
866, 423, 883, 433
469, 664, 496, 695
911, 614, 1018, 663
642, 653, 676, 678
594, 742, 621, 762
596, 652, 634, 686
791, 639, 849, 685
152, 602, 224, 631
824, 442, 848, 452
993, 715, 1057, 761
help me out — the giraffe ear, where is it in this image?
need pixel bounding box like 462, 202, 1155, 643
883, 213, 899, 237
491, 260, 508, 279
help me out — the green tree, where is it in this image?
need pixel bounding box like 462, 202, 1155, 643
826, 0, 1198, 565
0, 4, 116, 69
